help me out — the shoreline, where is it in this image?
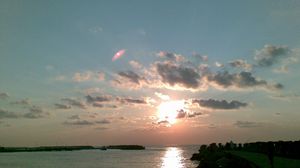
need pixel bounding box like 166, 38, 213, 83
0, 145, 145, 153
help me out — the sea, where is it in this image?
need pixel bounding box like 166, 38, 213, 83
0, 145, 200, 168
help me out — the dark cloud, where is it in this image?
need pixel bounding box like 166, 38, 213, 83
92, 103, 104, 108
157, 51, 185, 62
118, 71, 146, 85
95, 119, 110, 124
206, 71, 283, 90
61, 98, 86, 109
193, 99, 247, 109
0, 92, 9, 100
254, 44, 290, 67
270, 93, 300, 100
229, 59, 252, 71
68, 115, 80, 120
192, 53, 208, 62
24, 106, 49, 119
64, 120, 94, 126
188, 112, 203, 118
0, 109, 19, 118
86, 95, 111, 104
105, 104, 118, 108
95, 127, 109, 130
157, 120, 169, 124
176, 109, 187, 119
10, 99, 31, 106
54, 103, 71, 109
116, 97, 147, 104
234, 121, 262, 128
156, 62, 201, 89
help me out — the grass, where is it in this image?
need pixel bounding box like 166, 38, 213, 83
229, 151, 300, 168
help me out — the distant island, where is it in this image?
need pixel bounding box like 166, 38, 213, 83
0, 145, 145, 153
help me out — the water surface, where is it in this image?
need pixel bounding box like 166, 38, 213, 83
0, 145, 199, 168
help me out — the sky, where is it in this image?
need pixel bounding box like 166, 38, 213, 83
1, 0, 300, 146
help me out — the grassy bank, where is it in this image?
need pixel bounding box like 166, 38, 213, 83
229, 151, 300, 168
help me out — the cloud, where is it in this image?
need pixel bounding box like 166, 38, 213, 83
54, 103, 71, 109
10, 98, 30, 106
64, 120, 94, 126
157, 51, 185, 62
117, 71, 146, 85
85, 95, 118, 108
215, 62, 224, 68
97, 72, 105, 81
92, 103, 104, 108
0, 92, 9, 100
73, 71, 93, 82
229, 59, 252, 71
176, 109, 187, 119
116, 97, 147, 105
72, 71, 105, 82
234, 121, 263, 128
157, 120, 169, 124
95, 127, 109, 130
193, 99, 247, 109
129, 60, 143, 69
68, 115, 80, 120
273, 65, 289, 74
64, 118, 110, 126
192, 52, 208, 62
270, 93, 300, 100
0, 109, 19, 119
95, 119, 111, 124
187, 112, 203, 118
86, 95, 112, 103
254, 44, 291, 67
205, 71, 283, 90
155, 62, 201, 89
24, 106, 49, 119
61, 98, 86, 109
155, 92, 170, 100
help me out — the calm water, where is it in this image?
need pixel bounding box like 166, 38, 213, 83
0, 146, 200, 168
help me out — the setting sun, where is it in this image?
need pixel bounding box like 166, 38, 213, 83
157, 100, 185, 125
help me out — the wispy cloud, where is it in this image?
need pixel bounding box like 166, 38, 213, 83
157, 51, 185, 62
72, 71, 105, 82
234, 120, 263, 128
54, 103, 71, 110
229, 59, 252, 71
129, 60, 143, 69
24, 106, 50, 119
254, 44, 291, 67
0, 92, 9, 100
0, 109, 19, 119
64, 120, 95, 126
116, 97, 147, 105
95, 119, 111, 124
61, 98, 86, 109
10, 98, 31, 106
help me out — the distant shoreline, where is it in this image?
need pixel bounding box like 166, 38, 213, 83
0, 145, 145, 153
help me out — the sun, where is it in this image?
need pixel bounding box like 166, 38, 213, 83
157, 100, 185, 125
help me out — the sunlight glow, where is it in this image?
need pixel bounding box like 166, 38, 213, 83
157, 100, 185, 125
161, 147, 184, 168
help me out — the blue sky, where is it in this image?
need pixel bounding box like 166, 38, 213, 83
1, 0, 300, 146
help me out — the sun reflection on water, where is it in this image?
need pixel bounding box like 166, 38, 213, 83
161, 147, 184, 168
